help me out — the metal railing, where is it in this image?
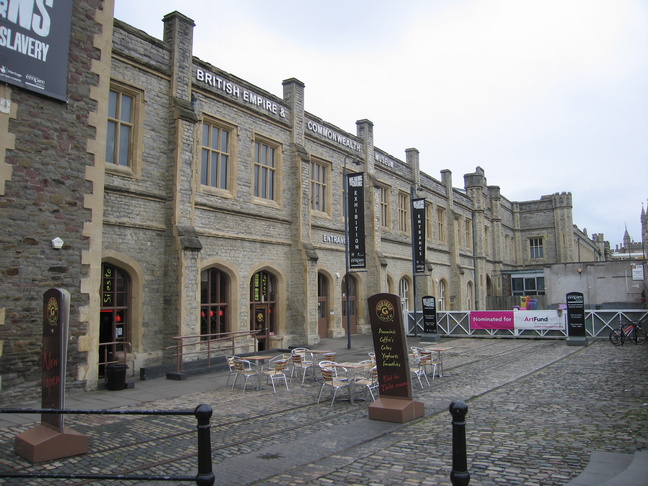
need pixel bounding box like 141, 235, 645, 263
99, 340, 132, 371
411, 309, 648, 338
167, 330, 261, 374
0, 405, 215, 484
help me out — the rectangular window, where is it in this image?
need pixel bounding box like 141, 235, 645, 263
201, 123, 230, 190
254, 140, 276, 201
310, 159, 329, 214
512, 276, 545, 296
106, 89, 133, 167
484, 226, 490, 256
437, 207, 446, 243
465, 219, 472, 250
530, 238, 544, 259
426, 203, 434, 240
377, 185, 390, 229
456, 216, 462, 248
398, 191, 409, 232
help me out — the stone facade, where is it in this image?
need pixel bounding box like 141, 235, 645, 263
0, 5, 605, 404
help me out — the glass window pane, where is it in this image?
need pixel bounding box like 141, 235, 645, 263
106, 121, 116, 162
118, 125, 131, 166
108, 91, 117, 118
524, 278, 536, 291
210, 152, 218, 187
220, 155, 228, 188
512, 278, 523, 292
202, 124, 209, 146
120, 94, 132, 122
221, 130, 228, 152
201, 149, 209, 185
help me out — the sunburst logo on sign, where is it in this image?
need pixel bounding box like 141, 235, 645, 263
376, 299, 395, 322
47, 297, 59, 327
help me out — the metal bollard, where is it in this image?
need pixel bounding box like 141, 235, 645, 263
449, 400, 470, 486
194, 404, 216, 486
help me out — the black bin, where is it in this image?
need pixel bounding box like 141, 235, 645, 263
105, 363, 128, 390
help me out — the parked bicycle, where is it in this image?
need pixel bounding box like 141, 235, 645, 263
609, 316, 647, 345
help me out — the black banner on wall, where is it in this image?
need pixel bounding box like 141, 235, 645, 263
346, 172, 366, 269
0, 0, 73, 101
412, 198, 426, 273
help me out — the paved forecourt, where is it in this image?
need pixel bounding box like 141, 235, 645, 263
0, 335, 646, 485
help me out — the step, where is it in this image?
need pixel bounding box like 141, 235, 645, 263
565, 450, 646, 486
601, 450, 648, 486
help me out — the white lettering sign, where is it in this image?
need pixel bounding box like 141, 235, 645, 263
306, 120, 363, 153
323, 234, 346, 244
195, 68, 286, 118
375, 152, 395, 168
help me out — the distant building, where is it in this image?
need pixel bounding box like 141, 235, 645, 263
611, 204, 647, 260
0, 3, 608, 404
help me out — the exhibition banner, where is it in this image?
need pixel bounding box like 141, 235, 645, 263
412, 198, 426, 274
346, 172, 366, 269
470, 310, 566, 331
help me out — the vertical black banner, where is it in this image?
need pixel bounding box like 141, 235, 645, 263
422, 296, 437, 334
566, 292, 586, 338
412, 198, 426, 273
346, 172, 366, 269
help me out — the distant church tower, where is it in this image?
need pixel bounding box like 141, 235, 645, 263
642, 201, 647, 258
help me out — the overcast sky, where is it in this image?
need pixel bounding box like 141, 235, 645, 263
114, 0, 647, 248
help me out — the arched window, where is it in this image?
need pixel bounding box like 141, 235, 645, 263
250, 270, 276, 333
466, 281, 473, 310
399, 277, 410, 312
100, 263, 130, 374
200, 268, 229, 336
438, 280, 447, 311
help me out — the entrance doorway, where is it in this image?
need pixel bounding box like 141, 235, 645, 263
317, 273, 329, 338
250, 270, 276, 351
341, 274, 357, 335
100, 263, 130, 376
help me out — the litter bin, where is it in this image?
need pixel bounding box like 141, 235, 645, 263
105, 363, 128, 391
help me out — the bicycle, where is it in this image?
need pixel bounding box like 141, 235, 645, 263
609, 317, 648, 345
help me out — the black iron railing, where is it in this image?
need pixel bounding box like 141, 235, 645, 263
0, 405, 215, 485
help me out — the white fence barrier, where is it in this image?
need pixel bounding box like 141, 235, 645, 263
407, 310, 648, 338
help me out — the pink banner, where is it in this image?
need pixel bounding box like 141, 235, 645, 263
470, 311, 514, 330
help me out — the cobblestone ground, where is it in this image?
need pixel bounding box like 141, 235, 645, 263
262, 339, 648, 486
0, 338, 646, 485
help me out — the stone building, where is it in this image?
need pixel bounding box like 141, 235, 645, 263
0, 2, 603, 404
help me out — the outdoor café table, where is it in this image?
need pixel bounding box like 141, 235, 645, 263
244, 355, 268, 389
421, 346, 453, 377
334, 361, 367, 404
